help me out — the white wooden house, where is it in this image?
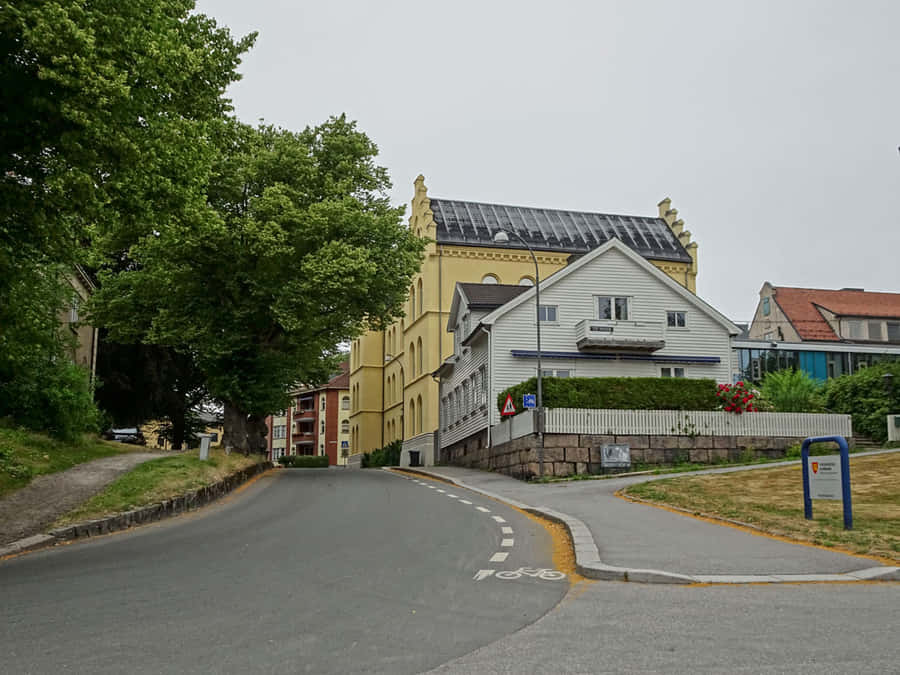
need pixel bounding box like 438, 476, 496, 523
435, 238, 741, 456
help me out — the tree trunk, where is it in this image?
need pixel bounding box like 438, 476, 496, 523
223, 403, 269, 456
171, 410, 186, 451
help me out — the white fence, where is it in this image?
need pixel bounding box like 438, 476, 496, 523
543, 408, 852, 438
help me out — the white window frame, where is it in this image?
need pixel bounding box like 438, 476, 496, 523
538, 305, 558, 323
660, 366, 687, 378
596, 295, 629, 321
666, 310, 687, 328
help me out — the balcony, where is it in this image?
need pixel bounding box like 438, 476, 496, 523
574, 319, 665, 352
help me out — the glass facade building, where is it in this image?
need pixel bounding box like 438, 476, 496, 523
733, 341, 900, 384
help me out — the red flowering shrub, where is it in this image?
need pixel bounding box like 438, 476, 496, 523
716, 381, 757, 414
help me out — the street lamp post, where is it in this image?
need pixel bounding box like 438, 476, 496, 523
493, 229, 544, 477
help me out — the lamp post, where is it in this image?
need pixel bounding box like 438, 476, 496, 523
493, 229, 544, 477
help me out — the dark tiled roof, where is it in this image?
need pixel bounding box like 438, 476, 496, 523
774, 286, 900, 342
458, 283, 530, 310
430, 198, 692, 263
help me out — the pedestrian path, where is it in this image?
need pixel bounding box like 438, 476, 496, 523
399, 459, 899, 584
0, 452, 162, 546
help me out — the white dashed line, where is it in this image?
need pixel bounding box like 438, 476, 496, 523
446, 494, 458, 498
476, 506, 491, 513
436, 489, 446, 493
489, 552, 509, 563
473, 570, 495, 581
459, 500, 472, 505
426, 485, 436, 489
501, 526, 514, 535
501, 538, 514, 547
491, 516, 506, 523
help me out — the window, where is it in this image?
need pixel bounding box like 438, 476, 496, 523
661, 367, 686, 378
666, 311, 686, 328
341, 420, 349, 434
555, 370, 570, 378
417, 337, 423, 375
69, 297, 79, 323
448, 392, 455, 425
472, 373, 480, 406
463, 313, 470, 338
409, 342, 415, 376
320, 420, 325, 434
410, 284, 416, 319
409, 399, 416, 436
480, 365, 488, 403
538, 305, 557, 322
462, 381, 470, 415
518, 277, 534, 286
341, 396, 350, 410
888, 322, 900, 342
481, 274, 499, 284
416, 395, 423, 434
319, 443, 324, 455
597, 296, 628, 320
762, 297, 770, 316
542, 368, 571, 377
847, 320, 864, 339
321, 397, 326, 410
417, 278, 423, 316
868, 321, 883, 341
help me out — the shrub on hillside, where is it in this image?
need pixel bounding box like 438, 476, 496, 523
279, 454, 328, 468
497, 376, 718, 415
759, 369, 824, 412
362, 440, 402, 467
823, 361, 900, 443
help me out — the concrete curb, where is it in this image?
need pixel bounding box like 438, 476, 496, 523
392, 467, 900, 585
0, 461, 273, 560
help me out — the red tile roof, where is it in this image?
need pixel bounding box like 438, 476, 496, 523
773, 286, 900, 341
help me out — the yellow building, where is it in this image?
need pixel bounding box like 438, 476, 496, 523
349, 176, 698, 459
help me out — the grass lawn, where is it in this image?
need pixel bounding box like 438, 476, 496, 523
55, 448, 264, 526
0, 425, 138, 499
624, 452, 900, 563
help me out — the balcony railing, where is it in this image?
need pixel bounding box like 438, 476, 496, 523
574, 319, 665, 352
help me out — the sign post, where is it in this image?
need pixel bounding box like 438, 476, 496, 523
801, 435, 852, 530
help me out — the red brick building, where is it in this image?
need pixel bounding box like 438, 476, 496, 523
266, 361, 351, 465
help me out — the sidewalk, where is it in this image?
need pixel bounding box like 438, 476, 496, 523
0, 452, 163, 546
402, 455, 899, 584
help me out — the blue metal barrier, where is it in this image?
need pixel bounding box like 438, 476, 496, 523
801, 435, 852, 530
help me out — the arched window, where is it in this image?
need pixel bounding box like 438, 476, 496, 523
409, 399, 416, 437
417, 336, 423, 376
481, 274, 499, 284
518, 276, 535, 286
416, 278, 423, 316
410, 284, 416, 319
342, 396, 350, 410
417, 395, 423, 434
409, 342, 415, 377
341, 420, 349, 434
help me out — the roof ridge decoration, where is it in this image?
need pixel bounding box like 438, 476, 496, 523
410, 175, 436, 242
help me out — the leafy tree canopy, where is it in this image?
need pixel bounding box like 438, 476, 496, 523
92, 116, 426, 452
0, 0, 255, 279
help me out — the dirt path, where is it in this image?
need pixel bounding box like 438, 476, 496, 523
0, 452, 163, 545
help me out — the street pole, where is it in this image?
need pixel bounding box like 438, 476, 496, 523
494, 229, 543, 477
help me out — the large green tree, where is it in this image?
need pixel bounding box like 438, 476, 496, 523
93, 117, 425, 453
1, 0, 254, 280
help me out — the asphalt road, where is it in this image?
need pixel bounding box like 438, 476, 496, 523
0, 469, 565, 674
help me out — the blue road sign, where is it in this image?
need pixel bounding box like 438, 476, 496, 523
523, 394, 536, 409
801, 435, 852, 530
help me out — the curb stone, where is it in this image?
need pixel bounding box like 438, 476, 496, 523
391, 467, 900, 585
0, 461, 273, 560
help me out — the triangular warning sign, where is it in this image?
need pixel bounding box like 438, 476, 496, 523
501, 394, 516, 417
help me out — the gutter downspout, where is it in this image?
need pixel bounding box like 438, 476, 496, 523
481, 325, 492, 449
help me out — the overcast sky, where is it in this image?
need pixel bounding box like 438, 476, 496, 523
196, 0, 899, 322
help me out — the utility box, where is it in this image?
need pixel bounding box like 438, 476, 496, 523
888, 415, 900, 443
198, 433, 213, 460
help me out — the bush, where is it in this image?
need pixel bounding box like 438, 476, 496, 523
823, 361, 900, 443
279, 454, 328, 468
362, 440, 402, 468
497, 377, 719, 415
759, 369, 824, 412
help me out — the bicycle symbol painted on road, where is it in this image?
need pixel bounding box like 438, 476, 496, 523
473, 567, 566, 582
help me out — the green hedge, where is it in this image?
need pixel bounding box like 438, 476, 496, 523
497, 376, 719, 414
279, 454, 328, 468
362, 440, 402, 468
823, 361, 900, 443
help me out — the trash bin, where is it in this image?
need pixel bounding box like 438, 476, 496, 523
408, 450, 421, 467
198, 434, 212, 460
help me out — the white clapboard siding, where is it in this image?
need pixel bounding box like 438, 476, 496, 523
544, 408, 852, 438
489, 246, 734, 426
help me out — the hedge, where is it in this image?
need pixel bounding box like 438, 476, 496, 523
497, 376, 719, 414
823, 361, 900, 443
362, 440, 402, 468
279, 455, 328, 468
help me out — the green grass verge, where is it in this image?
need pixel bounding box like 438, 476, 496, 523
55, 448, 264, 526
0, 425, 136, 498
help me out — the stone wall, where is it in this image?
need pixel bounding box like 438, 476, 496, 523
443, 432, 853, 480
